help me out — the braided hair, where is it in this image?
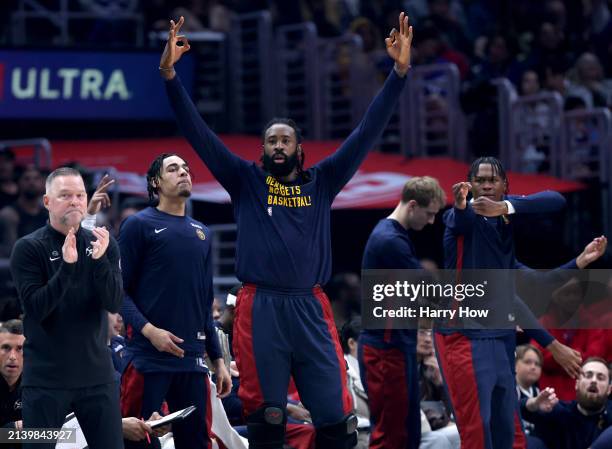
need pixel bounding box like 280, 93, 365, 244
146, 152, 179, 202
467, 156, 509, 193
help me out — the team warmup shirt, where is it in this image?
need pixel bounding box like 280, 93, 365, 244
361, 218, 419, 346
441, 192, 577, 340
119, 207, 222, 372
10, 224, 121, 388
165, 70, 406, 289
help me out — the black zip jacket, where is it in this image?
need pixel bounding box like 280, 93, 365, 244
9, 224, 121, 388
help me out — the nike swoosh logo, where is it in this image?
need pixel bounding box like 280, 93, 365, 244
154, 228, 167, 234
49, 257, 60, 261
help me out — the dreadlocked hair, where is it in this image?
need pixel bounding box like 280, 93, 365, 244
261, 118, 308, 180
467, 156, 509, 192
146, 152, 179, 203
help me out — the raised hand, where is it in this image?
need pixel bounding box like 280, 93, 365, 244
471, 196, 508, 217
452, 182, 471, 210
91, 226, 110, 260
547, 339, 582, 379
527, 387, 559, 413
87, 174, 114, 215
62, 227, 78, 263
159, 16, 191, 79
385, 12, 413, 76
576, 236, 607, 269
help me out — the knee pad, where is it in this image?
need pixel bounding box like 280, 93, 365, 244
315, 414, 358, 449
247, 404, 287, 449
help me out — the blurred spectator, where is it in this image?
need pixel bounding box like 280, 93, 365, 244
524, 21, 572, 78
301, 0, 342, 37
536, 278, 610, 401
0, 319, 23, 431
515, 344, 543, 436
412, 22, 469, 79
423, 0, 470, 56
563, 96, 602, 180
170, 0, 233, 33
521, 357, 612, 449
359, 0, 403, 38
114, 196, 149, 235
212, 297, 223, 321
418, 350, 460, 449
0, 150, 18, 210
541, 58, 572, 98
470, 32, 521, 85
0, 166, 48, 258
325, 272, 361, 329
340, 317, 369, 449
567, 52, 612, 108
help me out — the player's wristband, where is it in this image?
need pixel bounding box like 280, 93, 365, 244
159, 66, 175, 71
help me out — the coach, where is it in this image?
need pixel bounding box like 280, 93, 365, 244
10, 167, 123, 449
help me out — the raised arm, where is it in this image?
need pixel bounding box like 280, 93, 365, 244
317, 12, 412, 197
160, 16, 245, 195
443, 182, 477, 235
471, 190, 567, 217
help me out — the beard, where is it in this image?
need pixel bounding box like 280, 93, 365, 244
577, 388, 607, 412
262, 151, 299, 177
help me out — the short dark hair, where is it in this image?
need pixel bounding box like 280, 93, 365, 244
261, 118, 303, 144
340, 317, 361, 354
582, 356, 609, 368
467, 157, 508, 183
0, 319, 23, 335
146, 153, 182, 202
45, 167, 82, 192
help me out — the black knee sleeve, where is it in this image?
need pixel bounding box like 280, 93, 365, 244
247, 404, 287, 449
315, 414, 358, 449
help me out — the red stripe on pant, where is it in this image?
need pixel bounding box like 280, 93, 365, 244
313, 286, 354, 415
435, 333, 486, 449
362, 344, 409, 449
513, 410, 526, 449
286, 423, 316, 449
120, 363, 148, 418
120, 363, 144, 418
233, 284, 265, 415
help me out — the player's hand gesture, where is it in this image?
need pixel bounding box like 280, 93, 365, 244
452, 182, 471, 210
62, 227, 78, 263
385, 12, 413, 76
547, 339, 582, 379
576, 236, 607, 269
528, 387, 558, 413
87, 174, 114, 215
91, 226, 110, 260
142, 324, 185, 358
471, 196, 508, 217
159, 16, 191, 79
214, 358, 232, 398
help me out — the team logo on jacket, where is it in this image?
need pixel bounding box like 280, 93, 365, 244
196, 229, 206, 240
86, 247, 93, 257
